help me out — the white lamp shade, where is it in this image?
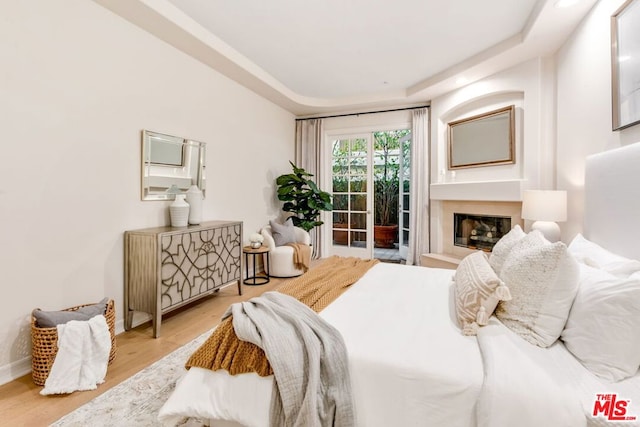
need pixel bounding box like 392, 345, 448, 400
521, 190, 567, 222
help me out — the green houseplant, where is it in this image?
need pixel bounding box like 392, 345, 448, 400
276, 162, 333, 232
373, 131, 401, 248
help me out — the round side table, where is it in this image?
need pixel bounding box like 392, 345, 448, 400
242, 245, 270, 285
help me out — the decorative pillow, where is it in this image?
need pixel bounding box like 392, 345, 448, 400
454, 251, 512, 336
568, 233, 640, 277
269, 218, 297, 247
495, 231, 579, 347
489, 225, 526, 276
561, 265, 640, 382
33, 297, 109, 328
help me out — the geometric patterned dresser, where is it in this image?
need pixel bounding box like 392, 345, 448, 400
124, 220, 242, 337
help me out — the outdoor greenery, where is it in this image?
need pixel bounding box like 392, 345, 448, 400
276, 161, 333, 232
373, 130, 409, 226
329, 130, 410, 243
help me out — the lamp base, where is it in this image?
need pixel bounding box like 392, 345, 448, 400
530, 221, 561, 242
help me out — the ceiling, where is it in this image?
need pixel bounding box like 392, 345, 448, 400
95, 0, 599, 116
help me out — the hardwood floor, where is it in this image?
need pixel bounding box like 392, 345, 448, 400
0, 277, 291, 426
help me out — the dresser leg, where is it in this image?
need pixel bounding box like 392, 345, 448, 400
153, 311, 161, 338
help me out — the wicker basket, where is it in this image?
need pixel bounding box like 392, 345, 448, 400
31, 299, 117, 386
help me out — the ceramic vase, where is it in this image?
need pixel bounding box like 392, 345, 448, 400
169, 194, 190, 227
185, 185, 203, 225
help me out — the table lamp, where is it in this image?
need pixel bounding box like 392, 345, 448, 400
521, 190, 567, 242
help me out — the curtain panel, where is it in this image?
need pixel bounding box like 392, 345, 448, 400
295, 119, 324, 259
406, 108, 430, 265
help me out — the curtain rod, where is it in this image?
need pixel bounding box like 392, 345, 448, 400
295, 104, 429, 121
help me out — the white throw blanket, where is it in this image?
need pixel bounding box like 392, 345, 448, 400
40, 314, 111, 395
224, 291, 354, 427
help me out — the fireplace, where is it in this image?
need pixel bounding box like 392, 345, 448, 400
440, 200, 523, 258
454, 213, 511, 252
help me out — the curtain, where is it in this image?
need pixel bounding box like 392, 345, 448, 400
406, 108, 430, 265
295, 119, 324, 259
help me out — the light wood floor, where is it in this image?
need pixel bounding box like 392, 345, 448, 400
0, 276, 292, 426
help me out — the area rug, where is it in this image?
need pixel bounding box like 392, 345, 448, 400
50, 329, 214, 427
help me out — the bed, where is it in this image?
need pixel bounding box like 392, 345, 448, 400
159, 142, 640, 427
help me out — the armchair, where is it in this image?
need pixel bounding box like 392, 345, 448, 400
260, 225, 311, 277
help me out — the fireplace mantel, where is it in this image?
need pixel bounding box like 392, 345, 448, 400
430, 179, 524, 202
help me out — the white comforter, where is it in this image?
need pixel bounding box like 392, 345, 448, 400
476, 318, 640, 427
159, 263, 483, 426
159, 263, 640, 427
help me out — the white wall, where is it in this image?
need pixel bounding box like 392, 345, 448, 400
556, 0, 640, 241
0, 0, 294, 383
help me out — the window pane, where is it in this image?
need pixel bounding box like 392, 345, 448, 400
333, 230, 348, 246
333, 194, 348, 210
351, 213, 366, 230
333, 164, 348, 175
351, 179, 366, 192
350, 138, 367, 153
352, 231, 367, 245
350, 194, 367, 211
333, 212, 348, 225
332, 139, 349, 155
333, 175, 348, 192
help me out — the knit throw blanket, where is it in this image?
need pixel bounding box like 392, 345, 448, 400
287, 242, 311, 272
186, 256, 379, 376
224, 291, 354, 427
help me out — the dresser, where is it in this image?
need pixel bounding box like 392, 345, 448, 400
124, 220, 242, 337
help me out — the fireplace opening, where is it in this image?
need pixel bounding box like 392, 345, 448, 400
454, 213, 511, 252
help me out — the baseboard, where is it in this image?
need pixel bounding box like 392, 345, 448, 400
0, 356, 32, 386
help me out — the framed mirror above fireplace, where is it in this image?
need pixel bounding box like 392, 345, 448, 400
447, 105, 515, 170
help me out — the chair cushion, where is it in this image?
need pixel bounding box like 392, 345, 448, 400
269, 218, 297, 246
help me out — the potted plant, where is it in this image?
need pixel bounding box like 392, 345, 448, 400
276, 161, 333, 232
373, 132, 400, 248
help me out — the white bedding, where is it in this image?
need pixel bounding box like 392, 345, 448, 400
476, 318, 640, 427
159, 262, 640, 427
159, 263, 483, 426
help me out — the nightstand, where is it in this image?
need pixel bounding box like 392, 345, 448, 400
243, 245, 270, 285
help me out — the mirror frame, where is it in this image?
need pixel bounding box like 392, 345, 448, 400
141, 130, 206, 201
447, 105, 515, 170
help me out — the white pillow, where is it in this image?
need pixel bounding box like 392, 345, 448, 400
568, 233, 640, 277
454, 251, 512, 336
489, 225, 526, 275
495, 230, 579, 348
561, 265, 640, 382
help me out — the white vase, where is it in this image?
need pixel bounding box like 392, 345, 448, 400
185, 185, 203, 225
169, 194, 189, 227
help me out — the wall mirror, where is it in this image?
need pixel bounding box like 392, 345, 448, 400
141, 129, 206, 200
448, 105, 515, 169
